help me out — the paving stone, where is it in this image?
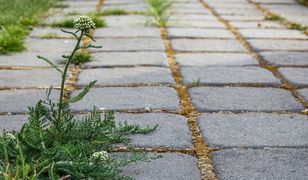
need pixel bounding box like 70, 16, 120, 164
189, 87, 303, 112
26, 38, 75, 53
259, 51, 308, 66
122, 153, 201, 180
198, 113, 308, 148
61, 7, 96, 14
0, 52, 61, 67
238, 29, 307, 39
230, 21, 285, 29
114, 113, 192, 148
64, 1, 98, 7
104, 15, 147, 27
0, 90, 58, 113
181, 66, 280, 85
42, 15, 79, 25
84, 52, 168, 67
167, 28, 234, 38
215, 8, 263, 16
254, 0, 296, 3
297, 88, 308, 101
94, 27, 161, 38
168, 20, 225, 28
71, 87, 179, 111
77, 67, 174, 86
30, 27, 75, 38
175, 53, 258, 67
102, 4, 148, 11
221, 15, 264, 21
0, 115, 28, 132
278, 68, 308, 86
247, 39, 308, 51
212, 148, 308, 180
168, 14, 217, 21
92, 38, 165, 52
171, 39, 246, 52
104, 0, 145, 5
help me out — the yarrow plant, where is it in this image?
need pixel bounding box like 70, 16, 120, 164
0, 16, 157, 179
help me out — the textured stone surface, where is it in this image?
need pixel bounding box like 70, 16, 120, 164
175, 53, 258, 67
71, 87, 179, 111
122, 153, 201, 180
104, 15, 147, 27
171, 39, 246, 52
238, 29, 307, 39
0, 70, 61, 88
168, 14, 217, 21
260, 51, 308, 66
297, 88, 308, 101
167, 28, 234, 38
115, 113, 192, 148
0, 90, 58, 113
230, 21, 285, 29
212, 148, 308, 180
0, 115, 28, 131
92, 38, 165, 52
30, 27, 75, 38
84, 52, 168, 67
102, 3, 148, 11
77, 67, 174, 86
247, 39, 308, 51
94, 27, 160, 38
221, 15, 264, 21
168, 20, 225, 28
181, 66, 280, 85
278, 68, 308, 86
189, 87, 303, 112
26, 38, 75, 53
198, 113, 308, 148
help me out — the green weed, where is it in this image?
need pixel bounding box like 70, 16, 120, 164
101, 9, 130, 15
146, 0, 173, 27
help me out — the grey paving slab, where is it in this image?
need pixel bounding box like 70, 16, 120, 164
0, 89, 58, 113
175, 53, 258, 67
198, 113, 308, 148
247, 39, 308, 51
26, 38, 75, 53
230, 21, 285, 29
215, 8, 263, 16
212, 148, 308, 180
0, 70, 62, 88
168, 14, 217, 21
167, 20, 225, 28
102, 4, 148, 11
0, 115, 28, 132
61, 7, 96, 15
122, 153, 201, 180
77, 67, 174, 86
42, 15, 78, 25
94, 27, 161, 38
114, 113, 192, 148
181, 66, 280, 85
189, 87, 303, 112
259, 51, 308, 66
278, 68, 308, 86
221, 15, 264, 21
64, 1, 98, 7
254, 0, 296, 3
104, 0, 145, 5
92, 38, 165, 52
30, 28, 75, 38
71, 87, 179, 111
104, 15, 147, 27
0, 52, 61, 67
238, 29, 307, 39
171, 39, 246, 52
167, 28, 235, 38
298, 88, 308, 101
84, 52, 168, 67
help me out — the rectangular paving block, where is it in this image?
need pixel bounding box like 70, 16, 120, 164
94, 27, 161, 38
30, 27, 75, 38
175, 53, 258, 67
71, 87, 179, 111
92, 38, 165, 52
84, 52, 168, 67
189, 87, 304, 112
198, 113, 308, 148
122, 153, 201, 180
259, 51, 308, 66
238, 29, 307, 39
247, 39, 308, 51
0, 70, 62, 88
167, 28, 235, 38
102, 3, 148, 11
26, 38, 76, 54
104, 15, 147, 27
168, 20, 225, 28
212, 148, 308, 180
0, 89, 58, 113
278, 68, 308, 86
221, 15, 264, 21
171, 39, 246, 52
229, 21, 285, 29
0, 115, 28, 132
114, 113, 192, 148
77, 67, 175, 86
168, 14, 217, 21
181, 66, 280, 85
297, 88, 308, 101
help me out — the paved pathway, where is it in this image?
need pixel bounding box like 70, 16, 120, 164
0, 0, 308, 179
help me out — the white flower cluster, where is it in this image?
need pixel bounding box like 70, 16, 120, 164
73, 16, 95, 32
92, 151, 109, 161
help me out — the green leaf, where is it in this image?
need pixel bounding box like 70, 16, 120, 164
37, 55, 63, 74
68, 80, 97, 103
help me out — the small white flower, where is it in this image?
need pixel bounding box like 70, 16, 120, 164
92, 151, 109, 161
5, 133, 16, 141
73, 16, 96, 33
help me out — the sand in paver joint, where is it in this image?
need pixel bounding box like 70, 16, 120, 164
0, 0, 307, 179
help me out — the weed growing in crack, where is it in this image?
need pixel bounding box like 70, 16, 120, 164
102, 8, 130, 16
0, 16, 157, 179
52, 12, 106, 28
146, 0, 173, 27
59, 51, 92, 65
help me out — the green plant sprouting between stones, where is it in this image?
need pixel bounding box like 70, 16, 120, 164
146, 0, 173, 27
0, 16, 158, 179
52, 12, 106, 28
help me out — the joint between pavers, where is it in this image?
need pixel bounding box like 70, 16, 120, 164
111, 147, 196, 156
75, 83, 175, 89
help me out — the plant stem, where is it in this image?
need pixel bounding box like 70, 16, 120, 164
58, 30, 84, 122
